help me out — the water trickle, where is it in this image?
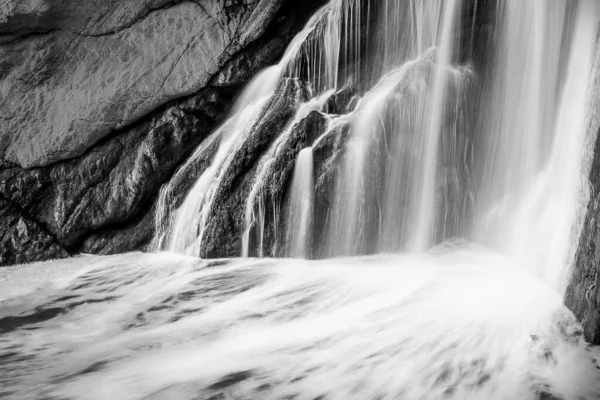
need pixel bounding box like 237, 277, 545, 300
286, 148, 314, 258
410, 0, 463, 251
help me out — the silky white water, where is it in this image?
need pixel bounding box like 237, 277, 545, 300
286, 148, 314, 258
473, 0, 599, 292
3, 0, 600, 398
1, 249, 599, 399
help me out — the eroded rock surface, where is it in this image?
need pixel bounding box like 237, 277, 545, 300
0, 0, 283, 168
0, 195, 68, 265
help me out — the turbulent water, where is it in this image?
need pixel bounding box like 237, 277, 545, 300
1, 249, 600, 399
3, 0, 600, 398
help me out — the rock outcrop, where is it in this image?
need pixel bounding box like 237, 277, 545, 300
0, 0, 327, 266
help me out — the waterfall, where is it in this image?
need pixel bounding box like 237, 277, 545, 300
149, 0, 599, 295
507, 0, 598, 291
3, 0, 600, 397
240, 91, 333, 258
472, 0, 598, 291
150, 4, 335, 256
151, 67, 281, 255
409, 0, 462, 252
286, 148, 314, 258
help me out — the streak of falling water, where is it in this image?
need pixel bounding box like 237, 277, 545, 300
324, 0, 466, 256
410, 0, 462, 251
376, 0, 444, 77
286, 148, 314, 258
473, 0, 599, 289
325, 63, 422, 256
502, 0, 600, 291
473, 1, 568, 244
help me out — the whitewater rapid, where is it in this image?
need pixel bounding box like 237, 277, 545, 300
1, 248, 599, 400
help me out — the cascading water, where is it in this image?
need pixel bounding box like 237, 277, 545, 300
285, 148, 314, 258
150, 6, 333, 256
241, 90, 334, 258
472, 0, 598, 292
150, 68, 281, 254
2, 0, 600, 399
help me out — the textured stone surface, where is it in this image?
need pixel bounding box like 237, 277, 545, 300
0, 0, 327, 266
0, 0, 284, 167
0, 195, 68, 265
0, 90, 221, 255
0, 0, 171, 36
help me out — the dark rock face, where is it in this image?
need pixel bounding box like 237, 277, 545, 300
0, 0, 327, 266
0, 196, 68, 265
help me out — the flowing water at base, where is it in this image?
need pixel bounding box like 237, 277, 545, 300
1, 249, 599, 400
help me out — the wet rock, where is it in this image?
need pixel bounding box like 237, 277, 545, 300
324, 83, 358, 115
0, 196, 68, 265
0, 93, 217, 254
460, 0, 497, 68
79, 205, 157, 256
536, 390, 562, 400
